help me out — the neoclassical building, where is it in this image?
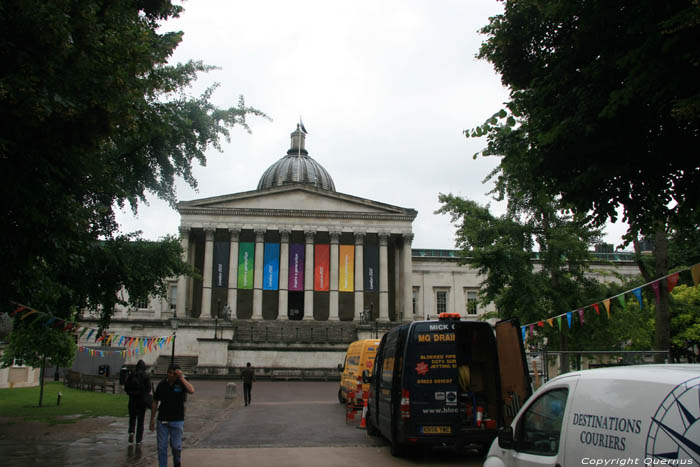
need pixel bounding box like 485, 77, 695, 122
86, 125, 639, 378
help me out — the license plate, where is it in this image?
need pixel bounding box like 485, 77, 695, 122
421, 425, 452, 434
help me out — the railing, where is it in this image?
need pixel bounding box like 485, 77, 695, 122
232, 323, 357, 344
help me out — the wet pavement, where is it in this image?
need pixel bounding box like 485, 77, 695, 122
0, 379, 238, 467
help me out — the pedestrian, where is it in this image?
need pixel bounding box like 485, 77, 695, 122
125, 359, 152, 444
150, 364, 195, 467
241, 362, 255, 406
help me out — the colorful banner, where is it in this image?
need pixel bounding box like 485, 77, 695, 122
213, 240, 230, 288
263, 243, 280, 290
238, 242, 255, 290
314, 244, 330, 291
288, 243, 305, 291
364, 243, 379, 292
339, 245, 354, 292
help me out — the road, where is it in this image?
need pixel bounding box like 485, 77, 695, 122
184, 380, 485, 466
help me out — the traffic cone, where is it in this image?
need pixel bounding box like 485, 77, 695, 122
357, 398, 368, 429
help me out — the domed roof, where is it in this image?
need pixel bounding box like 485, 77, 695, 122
257, 125, 336, 191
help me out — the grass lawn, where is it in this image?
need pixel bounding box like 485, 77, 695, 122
0, 381, 128, 424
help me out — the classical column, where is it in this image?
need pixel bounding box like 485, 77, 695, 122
176, 226, 190, 319
354, 232, 365, 321
226, 228, 241, 319
329, 231, 341, 321
303, 231, 315, 320
252, 229, 265, 320
378, 233, 390, 322
394, 241, 401, 320
201, 227, 215, 318
278, 229, 290, 320
402, 233, 415, 321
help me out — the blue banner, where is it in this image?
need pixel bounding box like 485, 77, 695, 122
263, 243, 280, 290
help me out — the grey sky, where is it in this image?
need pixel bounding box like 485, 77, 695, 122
116, 0, 628, 249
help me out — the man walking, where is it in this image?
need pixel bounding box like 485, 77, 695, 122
241, 362, 255, 406
125, 359, 151, 444
150, 364, 195, 467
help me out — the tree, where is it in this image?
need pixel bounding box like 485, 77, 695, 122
0, 1, 265, 325
1, 322, 77, 407
470, 0, 700, 358
437, 191, 613, 371
669, 285, 700, 362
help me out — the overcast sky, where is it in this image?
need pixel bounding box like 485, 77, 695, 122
116, 0, 629, 250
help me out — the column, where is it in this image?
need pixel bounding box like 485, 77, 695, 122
176, 226, 190, 319
402, 233, 415, 321
252, 228, 265, 320
354, 232, 365, 321
201, 227, 215, 318
278, 229, 290, 320
395, 241, 401, 320
226, 228, 240, 319
329, 231, 341, 321
303, 230, 315, 320
378, 233, 390, 322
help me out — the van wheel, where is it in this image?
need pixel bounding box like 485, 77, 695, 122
390, 428, 405, 457
366, 410, 378, 436
338, 388, 345, 404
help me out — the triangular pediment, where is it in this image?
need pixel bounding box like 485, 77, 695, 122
178, 185, 416, 217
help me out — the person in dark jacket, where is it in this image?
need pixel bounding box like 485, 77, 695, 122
241, 362, 255, 406
150, 364, 195, 467
125, 359, 152, 444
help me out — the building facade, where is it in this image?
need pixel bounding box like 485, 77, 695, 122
84, 126, 639, 378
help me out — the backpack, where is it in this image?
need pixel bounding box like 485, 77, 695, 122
125, 372, 142, 396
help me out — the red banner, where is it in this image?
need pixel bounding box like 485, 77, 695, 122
314, 244, 330, 291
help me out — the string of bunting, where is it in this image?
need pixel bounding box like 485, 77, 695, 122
8, 301, 175, 358
521, 263, 700, 342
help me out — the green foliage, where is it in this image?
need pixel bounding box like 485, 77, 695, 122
0, 382, 128, 422
1, 321, 77, 369
0, 1, 265, 324
669, 285, 700, 348
472, 0, 700, 238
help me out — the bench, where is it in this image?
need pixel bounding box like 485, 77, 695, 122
81, 374, 117, 393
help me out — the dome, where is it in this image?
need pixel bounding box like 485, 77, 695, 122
257, 125, 336, 191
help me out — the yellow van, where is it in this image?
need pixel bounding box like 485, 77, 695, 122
338, 338, 380, 403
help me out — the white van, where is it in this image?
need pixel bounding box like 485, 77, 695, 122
484, 364, 700, 467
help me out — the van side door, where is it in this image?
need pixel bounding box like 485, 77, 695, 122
495, 319, 533, 426
377, 329, 400, 434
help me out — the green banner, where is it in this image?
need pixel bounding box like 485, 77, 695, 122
238, 242, 255, 289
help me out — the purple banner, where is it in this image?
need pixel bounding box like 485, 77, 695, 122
288, 243, 305, 291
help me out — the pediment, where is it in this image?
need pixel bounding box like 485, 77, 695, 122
178, 185, 415, 217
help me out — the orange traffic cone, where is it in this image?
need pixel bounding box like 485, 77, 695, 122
357, 398, 368, 429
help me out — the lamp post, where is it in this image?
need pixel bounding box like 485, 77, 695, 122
169, 316, 179, 365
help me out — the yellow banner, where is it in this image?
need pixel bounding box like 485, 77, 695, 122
339, 245, 355, 292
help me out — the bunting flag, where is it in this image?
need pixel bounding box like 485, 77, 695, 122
592, 303, 600, 315
537, 321, 544, 328
577, 308, 584, 326
567, 312, 572, 329
650, 281, 660, 305
667, 273, 680, 293
547, 318, 554, 327
557, 316, 562, 330
617, 295, 627, 311
522, 326, 526, 342
529, 324, 534, 337
603, 299, 611, 318
632, 288, 643, 310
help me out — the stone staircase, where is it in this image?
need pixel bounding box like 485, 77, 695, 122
151, 355, 198, 377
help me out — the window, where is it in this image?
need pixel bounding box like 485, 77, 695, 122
412, 287, 419, 316
515, 388, 568, 456
436, 290, 448, 314
466, 290, 478, 315
134, 297, 149, 310
12, 358, 25, 367
169, 284, 177, 310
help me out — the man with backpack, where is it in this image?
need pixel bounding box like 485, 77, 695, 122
125, 359, 152, 444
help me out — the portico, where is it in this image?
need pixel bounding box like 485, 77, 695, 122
175, 126, 417, 324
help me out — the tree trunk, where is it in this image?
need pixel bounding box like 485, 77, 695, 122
559, 330, 570, 374
38, 354, 46, 407
654, 226, 670, 363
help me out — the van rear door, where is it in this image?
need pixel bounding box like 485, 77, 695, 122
495, 319, 532, 426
